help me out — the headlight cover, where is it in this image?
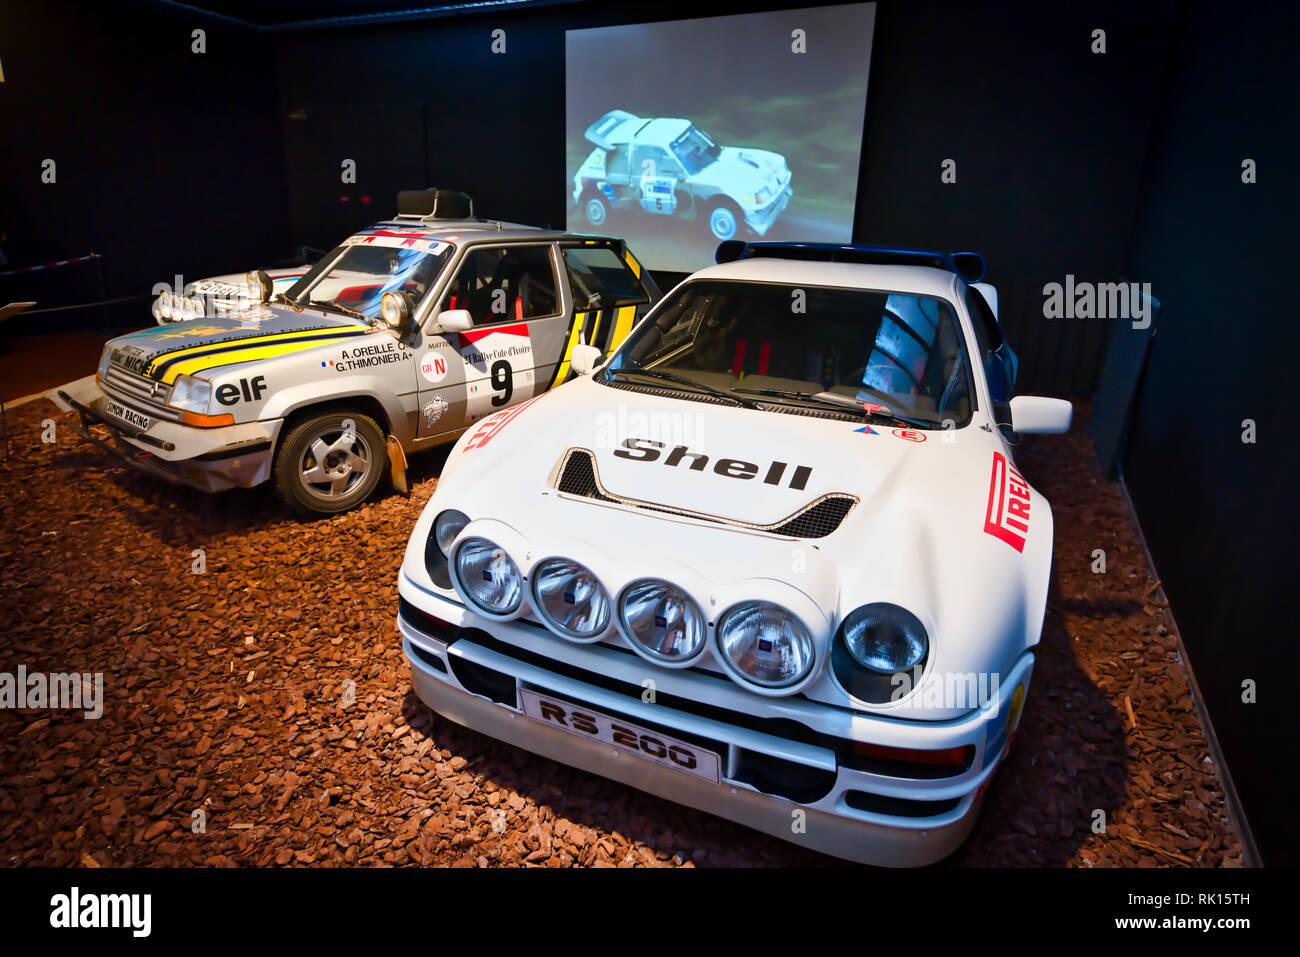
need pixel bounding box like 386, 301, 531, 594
842, 603, 928, 673
716, 600, 815, 688
831, 603, 930, 704
167, 374, 211, 414
619, 578, 707, 663
97, 346, 112, 379
454, 536, 522, 616
432, 509, 470, 556
532, 558, 610, 639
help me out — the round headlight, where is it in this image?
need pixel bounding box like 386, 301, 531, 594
532, 558, 610, 639
619, 579, 707, 663
190, 296, 206, 318
432, 509, 470, 556
716, 601, 815, 688
380, 290, 409, 328
181, 297, 197, 321
245, 271, 261, 300
454, 537, 522, 616
841, 604, 928, 673
157, 292, 172, 320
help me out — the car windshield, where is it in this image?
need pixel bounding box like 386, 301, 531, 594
670, 125, 722, 175
286, 239, 451, 320
600, 279, 975, 428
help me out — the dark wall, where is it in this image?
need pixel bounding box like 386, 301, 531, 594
0, 0, 291, 334
1123, 1, 1300, 865
272, 0, 1175, 395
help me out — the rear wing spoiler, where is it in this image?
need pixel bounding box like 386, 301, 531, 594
583, 109, 641, 150
715, 241, 987, 285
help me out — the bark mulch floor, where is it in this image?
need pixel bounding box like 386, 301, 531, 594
0, 397, 1244, 867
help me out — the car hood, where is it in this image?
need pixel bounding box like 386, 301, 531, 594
105, 306, 371, 382
693, 147, 789, 194
426, 377, 1055, 717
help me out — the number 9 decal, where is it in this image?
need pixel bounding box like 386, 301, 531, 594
490, 359, 513, 407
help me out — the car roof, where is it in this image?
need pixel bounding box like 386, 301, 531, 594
352, 220, 620, 246
638, 118, 692, 146
687, 257, 962, 299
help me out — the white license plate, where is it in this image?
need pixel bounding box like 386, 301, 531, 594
519, 689, 721, 784
103, 398, 151, 432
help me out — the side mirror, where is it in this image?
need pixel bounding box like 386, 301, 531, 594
570, 344, 603, 376
437, 309, 473, 332
1008, 395, 1073, 434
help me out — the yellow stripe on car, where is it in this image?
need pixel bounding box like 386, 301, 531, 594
610, 305, 637, 348
623, 249, 642, 278
161, 336, 349, 384
145, 327, 360, 378
550, 312, 588, 388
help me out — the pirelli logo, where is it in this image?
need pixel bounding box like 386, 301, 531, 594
983, 451, 1031, 552
463, 394, 545, 452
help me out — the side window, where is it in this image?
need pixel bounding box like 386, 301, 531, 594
631, 144, 677, 179
604, 144, 631, 185
442, 246, 559, 325
965, 285, 1009, 403
562, 246, 650, 311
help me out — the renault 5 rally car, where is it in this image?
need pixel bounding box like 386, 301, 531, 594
573, 110, 793, 242
57, 190, 661, 515
396, 241, 1073, 866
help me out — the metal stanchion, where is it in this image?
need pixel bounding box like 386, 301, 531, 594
0, 302, 38, 458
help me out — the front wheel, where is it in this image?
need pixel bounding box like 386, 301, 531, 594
707, 201, 742, 241
273, 411, 387, 515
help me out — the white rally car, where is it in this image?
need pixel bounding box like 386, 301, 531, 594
573, 110, 793, 241
396, 241, 1071, 866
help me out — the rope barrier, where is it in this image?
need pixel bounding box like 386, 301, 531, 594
0, 252, 102, 277
17, 294, 151, 315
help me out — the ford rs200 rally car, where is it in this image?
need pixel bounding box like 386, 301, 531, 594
397, 241, 1072, 866
57, 189, 661, 515
574, 110, 793, 242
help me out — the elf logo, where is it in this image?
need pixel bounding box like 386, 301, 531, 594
613, 437, 812, 490
215, 375, 268, 406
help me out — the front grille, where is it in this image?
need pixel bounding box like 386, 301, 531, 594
102, 366, 181, 422
555, 448, 856, 539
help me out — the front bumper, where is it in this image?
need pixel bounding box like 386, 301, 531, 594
744, 185, 793, 236
55, 376, 279, 492
399, 574, 1033, 867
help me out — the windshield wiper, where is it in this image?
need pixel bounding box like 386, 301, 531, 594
606, 368, 759, 409
731, 387, 935, 429
305, 299, 374, 324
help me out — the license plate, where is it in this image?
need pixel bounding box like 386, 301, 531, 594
103, 398, 151, 432
519, 689, 721, 784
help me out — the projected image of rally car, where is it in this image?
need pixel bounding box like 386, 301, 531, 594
573, 110, 794, 242
397, 241, 1073, 866
56, 190, 660, 515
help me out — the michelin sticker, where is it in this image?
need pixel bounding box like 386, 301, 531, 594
423, 395, 449, 429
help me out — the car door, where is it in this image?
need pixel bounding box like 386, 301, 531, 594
414, 242, 568, 439
551, 241, 658, 374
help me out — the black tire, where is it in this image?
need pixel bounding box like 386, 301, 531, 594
273, 410, 388, 515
